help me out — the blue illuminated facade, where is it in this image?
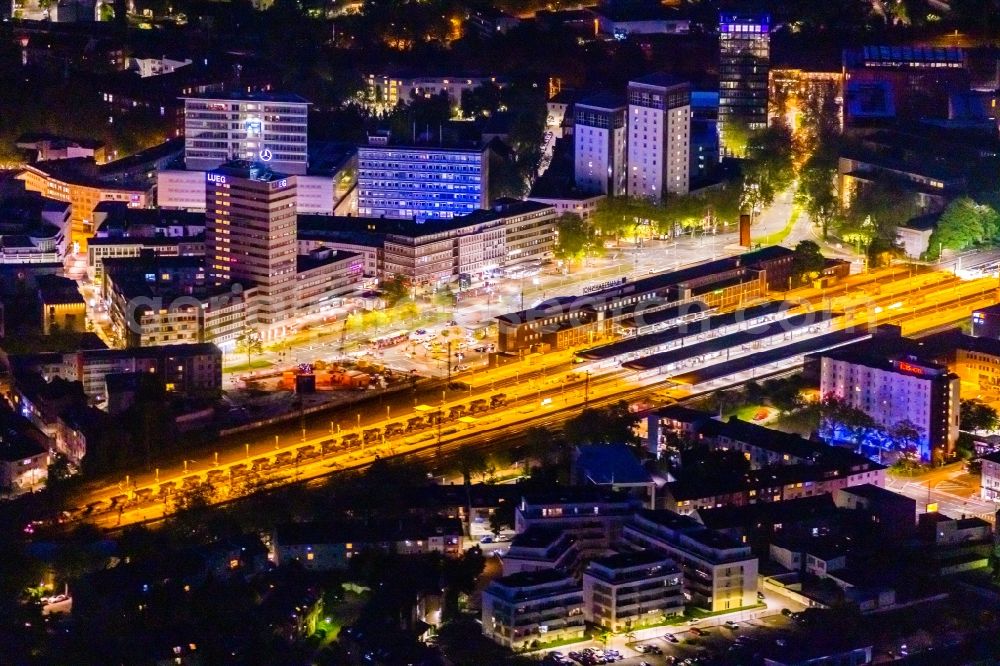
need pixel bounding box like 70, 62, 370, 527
357, 145, 491, 221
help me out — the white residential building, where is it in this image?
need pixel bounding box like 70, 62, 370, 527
582, 549, 685, 632
621, 510, 759, 612
574, 93, 628, 196
481, 570, 585, 650
627, 74, 691, 198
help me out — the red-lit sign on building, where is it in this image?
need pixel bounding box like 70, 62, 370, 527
897, 361, 925, 376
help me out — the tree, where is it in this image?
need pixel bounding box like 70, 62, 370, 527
789, 240, 826, 287
380, 274, 410, 307
234, 327, 263, 367
889, 420, 923, 459
926, 197, 1000, 259
742, 123, 795, 208
961, 399, 999, 432
553, 214, 597, 270
795, 131, 840, 238
563, 401, 639, 446
488, 500, 514, 538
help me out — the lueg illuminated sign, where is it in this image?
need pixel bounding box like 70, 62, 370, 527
206, 173, 227, 185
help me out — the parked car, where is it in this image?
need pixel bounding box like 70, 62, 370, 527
724, 620, 740, 629
663, 633, 679, 643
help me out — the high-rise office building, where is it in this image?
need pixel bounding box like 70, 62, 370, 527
718, 13, 770, 156
206, 162, 298, 338
626, 74, 691, 198
184, 93, 310, 175
574, 93, 628, 196
357, 143, 491, 220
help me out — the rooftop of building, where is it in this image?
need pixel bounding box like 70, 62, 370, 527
490, 568, 577, 591
665, 458, 885, 502
843, 45, 965, 69
593, 2, 690, 21
297, 213, 500, 240
211, 161, 291, 183
838, 483, 913, 505
653, 404, 716, 424
587, 548, 677, 572
275, 517, 463, 546
576, 91, 627, 110
702, 416, 823, 460
520, 485, 639, 507
0, 406, 48, 462
37, 274, 84, 306
497, 246, 793, 325
574, 444, 653, 486
509, 526, 568, 550
694, 494, 838, 531
296, 249, 360, 273
182, 91, 311, 104
16, 133, 105, 149
629, 72, 690, 89
79, 342, 220, 361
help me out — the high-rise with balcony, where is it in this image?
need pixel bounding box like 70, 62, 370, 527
574, 93, 628, 196
184, 93, 310, 175
718, 13, 770, 156
626, 74, 691, 198
206, 162, 297, 339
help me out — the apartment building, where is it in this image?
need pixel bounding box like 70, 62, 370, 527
627, 74, 691, 197
574, 93, 628, 196
502, 527, 580, 576
621, 510, 758, 612
272, 518, 464, 571
481, 570, 585, 650
582, 549, 684, 631
183, 93, 310, 175
362, 74, 504, 115
10, 343, 222, 401
515, 489, 644, 558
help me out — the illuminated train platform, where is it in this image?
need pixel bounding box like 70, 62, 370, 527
576, 300, 795, 369
666, 328, 872, 392
616, 300, 714, 337
621, 310, 839, 377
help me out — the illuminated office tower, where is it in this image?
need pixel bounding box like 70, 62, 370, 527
206, 162, 297, 338
626, 74, 691, 198
184, 93, 309, 175
718, 13, 770, 157
357, 143, 490, 221
574, 93, 628, 196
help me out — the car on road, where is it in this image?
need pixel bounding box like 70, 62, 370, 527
757, 591, 766, 601
724, 620, 740, 629
480, 535, 494, 544
780, 608, 792, 617
455, 364, 470, 372
663, 633, 679, 643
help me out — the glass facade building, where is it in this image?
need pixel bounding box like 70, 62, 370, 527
356, 145, 490, 221
718, 13, 770, 156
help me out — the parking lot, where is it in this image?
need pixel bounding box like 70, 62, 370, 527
543, 613, 798, 666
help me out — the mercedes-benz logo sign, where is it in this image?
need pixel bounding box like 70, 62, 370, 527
259, 148, 273, 162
